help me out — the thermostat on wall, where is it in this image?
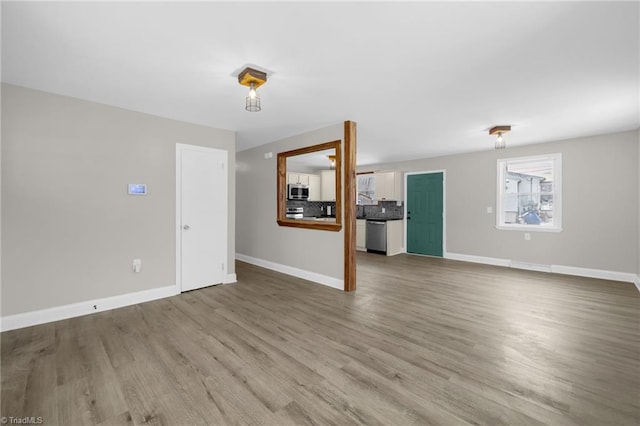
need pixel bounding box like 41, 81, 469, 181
128, 184, 147, 195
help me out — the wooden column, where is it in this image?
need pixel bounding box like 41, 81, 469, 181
343, 120, 357, 292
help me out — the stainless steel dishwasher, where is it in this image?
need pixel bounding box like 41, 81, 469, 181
366, 220, 387, 254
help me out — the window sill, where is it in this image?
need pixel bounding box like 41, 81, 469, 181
496, 224, 562, 233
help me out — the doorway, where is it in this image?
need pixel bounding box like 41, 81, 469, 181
405, 171, 444, 257
176, 144, 228, 292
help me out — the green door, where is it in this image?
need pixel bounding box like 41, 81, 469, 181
407, 172, 443, 257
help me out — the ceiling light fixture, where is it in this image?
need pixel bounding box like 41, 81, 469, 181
328, 155, 336, 169
489, 125, 511, 149
238, 67, 267, 112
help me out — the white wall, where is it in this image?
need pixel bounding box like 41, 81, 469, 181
236, 124, 344, 289
360, 130, 639, 275
1, 84, 236, 316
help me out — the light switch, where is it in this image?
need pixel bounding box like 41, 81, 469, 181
486, 206, 493, 213
524, 233, 531, 241
133, 258, 142, 273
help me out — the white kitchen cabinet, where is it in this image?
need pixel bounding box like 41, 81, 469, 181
287, 172, 309, 185
375, 172, 402, 201
320, 169, 336, 201
356, 219, 367, 251
308, 174, 321, 201
386, 220, 404, 256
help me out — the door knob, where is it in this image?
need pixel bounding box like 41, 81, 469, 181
183, 224, 190, 230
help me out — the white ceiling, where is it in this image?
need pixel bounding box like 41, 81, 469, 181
2, 1, 638, 165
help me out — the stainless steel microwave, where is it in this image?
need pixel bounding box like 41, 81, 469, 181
287, 184, 309, 200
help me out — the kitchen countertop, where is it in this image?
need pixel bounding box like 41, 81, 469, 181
298, 216, 337, 222
357, 217, 404, 221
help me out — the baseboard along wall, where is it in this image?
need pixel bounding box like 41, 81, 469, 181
1, 272, 237, 332
4, 252, 633, 332
445, 252, 638, 289
1, 285, 178, 332
235, 253, 344, 291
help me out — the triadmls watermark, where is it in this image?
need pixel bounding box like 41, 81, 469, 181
1, 417, 44, 425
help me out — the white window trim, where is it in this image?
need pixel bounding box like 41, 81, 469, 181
496, 153, 562, 232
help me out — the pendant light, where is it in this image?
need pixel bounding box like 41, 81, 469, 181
238, 67, 267, 112
489, 125, 511, 149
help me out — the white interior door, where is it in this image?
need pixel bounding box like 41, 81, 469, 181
177, 144, 227, 292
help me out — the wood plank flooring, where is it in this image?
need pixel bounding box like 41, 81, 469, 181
2, 253, 639, 425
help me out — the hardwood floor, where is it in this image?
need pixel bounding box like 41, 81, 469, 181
2, 253, 639, 425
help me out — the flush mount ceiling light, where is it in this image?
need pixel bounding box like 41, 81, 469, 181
489, 125, 511, 149
238, 67, 267, 112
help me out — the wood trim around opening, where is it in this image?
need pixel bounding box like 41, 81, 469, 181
276, 140, 342, 232
343, 121, 357, 292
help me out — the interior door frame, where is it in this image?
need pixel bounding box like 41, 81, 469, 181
403, 170, 446, 257
175, 143, 228, 293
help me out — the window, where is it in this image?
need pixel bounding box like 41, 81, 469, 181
356, 174, 376, 205
497, 153, 562, 232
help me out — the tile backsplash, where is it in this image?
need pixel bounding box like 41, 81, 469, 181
286, 200, 404, 219
287, 200, 336, 217
356, 201, 404, 219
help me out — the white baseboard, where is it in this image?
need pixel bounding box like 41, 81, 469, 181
445, 252, 510, 267
387, 246, 405, 256
446, 252, 637, 285
236, 253, 344, 291
510, 261, 551, 273
550, 265, 637, 284
1, 285, 178, 332
223, 273, 237, 284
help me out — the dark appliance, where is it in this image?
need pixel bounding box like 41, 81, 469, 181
287, 184, 309, 200
286, 207, 304, 219
366, 220, 387, 254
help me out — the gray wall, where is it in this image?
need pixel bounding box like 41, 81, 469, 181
360, 130, 639, 274
236, 124, 344, 283
1, 84, 236, 316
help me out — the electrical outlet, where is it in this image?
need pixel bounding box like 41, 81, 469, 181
486, 206, 493, 213
381, 207, 386, 213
